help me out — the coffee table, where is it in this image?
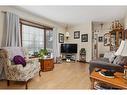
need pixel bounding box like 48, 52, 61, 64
90, 69, 127, 89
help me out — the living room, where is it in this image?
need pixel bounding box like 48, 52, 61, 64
1, 3, 127, 93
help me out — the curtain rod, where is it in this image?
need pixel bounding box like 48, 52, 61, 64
1, 11, 7, 13
20, 18, 53, 30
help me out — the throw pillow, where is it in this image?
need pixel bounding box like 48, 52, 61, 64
118, 56, 127, 66
113, 56, 123, 65
104, 51, 115, 63
13, 55, 26, 67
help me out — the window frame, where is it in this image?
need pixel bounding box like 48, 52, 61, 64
20, 19, 53, 50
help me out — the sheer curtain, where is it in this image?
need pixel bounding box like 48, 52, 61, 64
53, 27, 60, 62
2, 12, 21, 47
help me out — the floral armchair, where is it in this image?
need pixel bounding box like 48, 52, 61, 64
0, 47, 40, 89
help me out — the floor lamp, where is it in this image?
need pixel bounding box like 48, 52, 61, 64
114, 40, 125, 56
114, 39, 127, 79
100, 40, 127, 77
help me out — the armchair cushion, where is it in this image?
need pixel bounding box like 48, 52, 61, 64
13, 55, 26, 67
2, 47, 25, 60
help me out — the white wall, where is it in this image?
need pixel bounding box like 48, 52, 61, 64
92, 22, 111, 57
124, 13, 127, 29
0, 6, 65, 56
65, 21, 92, 62
92, 20, 124, 58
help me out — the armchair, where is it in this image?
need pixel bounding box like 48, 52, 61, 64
1, 47, 40, 89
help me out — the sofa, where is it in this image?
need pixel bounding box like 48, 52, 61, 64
89, 51, 126, 74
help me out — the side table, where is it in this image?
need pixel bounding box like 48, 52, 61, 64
39, 58, 54, 72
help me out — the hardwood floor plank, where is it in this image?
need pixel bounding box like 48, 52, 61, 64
0, 62, 90, 89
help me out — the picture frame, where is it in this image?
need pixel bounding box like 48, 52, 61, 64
59, 33, 64, 43
81, 34, 88, 42
104, 33, 110, 46
98, 36, 103, 42
74, 31, 80, 39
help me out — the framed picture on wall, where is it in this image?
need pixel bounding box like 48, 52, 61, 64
81, 34, 88, 42
104, 33, 110, 46
59, 33, 64, 43
74, 31, 80, 39
98, 36, 103, 42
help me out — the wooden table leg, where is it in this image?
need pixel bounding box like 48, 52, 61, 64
7, 80, 10, 86
91, 78, 95, 89
39, 70, 42, 77
25, 81, 28, 89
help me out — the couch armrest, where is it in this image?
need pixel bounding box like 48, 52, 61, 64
89, 59, 124, 74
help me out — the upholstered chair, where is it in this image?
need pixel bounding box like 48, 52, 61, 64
1, 47, 40, 89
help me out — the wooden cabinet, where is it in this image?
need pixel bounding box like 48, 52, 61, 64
109, 29, 124, 51
39, 58, 54, 72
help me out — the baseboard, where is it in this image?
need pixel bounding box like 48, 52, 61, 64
77, 60, 89, 63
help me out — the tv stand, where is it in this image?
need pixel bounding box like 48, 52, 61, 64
61, 53, 77, 62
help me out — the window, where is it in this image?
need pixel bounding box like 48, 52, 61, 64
21, 21, 53, 55
22, 25, 44, 54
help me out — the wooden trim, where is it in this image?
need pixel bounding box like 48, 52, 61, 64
20, 22, 44, 30
25, 81, 28, 89
20, 23, 23, 46
20, 18, 53, 30
44, 29, 46, 49
7, 80, 10, 86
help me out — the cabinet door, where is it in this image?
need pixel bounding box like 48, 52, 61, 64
44, 59, 54, 70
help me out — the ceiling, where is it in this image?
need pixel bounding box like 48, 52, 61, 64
17, 6, 127, 26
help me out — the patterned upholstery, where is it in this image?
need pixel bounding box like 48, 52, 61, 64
0, 49, 7, 79
0, 47, 40, 82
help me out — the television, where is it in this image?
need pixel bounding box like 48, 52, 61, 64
61, 44, 77, 53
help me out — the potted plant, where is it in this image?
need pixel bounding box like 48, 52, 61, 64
38, 49, 54, 72
38, 48, 48, 59
80, 48, 86, 55
79, 48, 86, 62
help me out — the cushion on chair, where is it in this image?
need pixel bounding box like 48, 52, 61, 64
13, 55, 26, 67
2, 47, 25, 60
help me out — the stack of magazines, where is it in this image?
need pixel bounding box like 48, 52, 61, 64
94, 82, 118, 90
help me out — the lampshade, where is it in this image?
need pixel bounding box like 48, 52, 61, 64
114, 40, 125, 56
65, 32, 70, 37
121, 39, 127, 56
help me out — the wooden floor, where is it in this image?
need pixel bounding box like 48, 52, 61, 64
0, 62, 91, 89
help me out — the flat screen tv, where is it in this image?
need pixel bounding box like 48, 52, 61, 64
61, 44, 77, 53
